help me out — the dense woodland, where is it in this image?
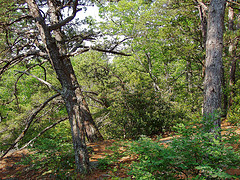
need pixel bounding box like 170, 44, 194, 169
0, 0, 240, 179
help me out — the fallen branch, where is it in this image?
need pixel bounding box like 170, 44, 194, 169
0, 93, 61, 158
20, 117, 68, 150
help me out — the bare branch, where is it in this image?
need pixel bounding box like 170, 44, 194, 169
15, 70, 62, 94
1, 93, 61, 158
0, 51, 48, 76
20, 117, 68, 150
110, 37, 133, 51
85, 94, 107, 107
227, 0, 240, 6
14, 61, 48, 109
33, 104, 63, 124
90, 46, 131, 56
6, 15, 33, 26
71, 45, 131, 56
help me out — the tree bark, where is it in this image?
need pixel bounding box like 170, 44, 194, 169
196, 1, 208, 79
203, 0, 226, 134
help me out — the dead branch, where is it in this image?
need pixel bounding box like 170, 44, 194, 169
0, 93, 61, 158
6, 15, 33, 26
14, 61, 48, 109
84, 94, 107, 107
15, 70, 61, 94
0, 51, 48, 76
71, 45, 132, 56
20, 117, 68, 150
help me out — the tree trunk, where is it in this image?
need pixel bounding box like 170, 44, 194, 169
221, 67, 228, 118
203, 0, 226, 135
82, 102, 104, 142
26, 0, 101, 173
47, 0, 103, 143
228, 6, 237, 109
197, 1, 208, 79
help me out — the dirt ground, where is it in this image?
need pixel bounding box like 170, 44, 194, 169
0, 140, 132, 180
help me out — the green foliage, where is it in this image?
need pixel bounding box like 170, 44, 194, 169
106, 90, 185, 138
73, 51, 187, 139
17, 122, 74, 178
128, 124, 240, 179
0, 61, 65, 152
228, 80, 240, 125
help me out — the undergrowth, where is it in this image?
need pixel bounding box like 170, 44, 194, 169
99, 123, 240, 179
16, 130, 76, 179
16, 121, 240, 179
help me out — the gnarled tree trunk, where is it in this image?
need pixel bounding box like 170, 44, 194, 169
26, 0, 103, 173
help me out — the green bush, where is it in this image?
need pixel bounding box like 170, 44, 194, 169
105, 90, 186, 139
228, 81, 240, 126
128, 124, 240, 179
17, 124, 75, 179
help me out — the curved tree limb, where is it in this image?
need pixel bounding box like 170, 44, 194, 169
0, 93, 61, 158
15, 70, 61, 94
20, 117, 68, 150
70, 45, 132, 56
14, 61, 48, 110
0, 51, 48, 76
48, 0, 79, 31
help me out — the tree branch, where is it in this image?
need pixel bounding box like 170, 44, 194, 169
110, 37, 133, 51
0, 93, 61, 158
6, 15, 33, 26
71, 45, 131, 56
15, 70, 62, 94
14, 61, 48, 109
0, 51, 48, 76
48, 0, 79, 30
19, 117, 68, 150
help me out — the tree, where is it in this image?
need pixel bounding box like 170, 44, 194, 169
0, 0, 120, 173
0, 0, 130, 172
203, 0, 226, 135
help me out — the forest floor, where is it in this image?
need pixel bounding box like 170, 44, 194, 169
0, 122, 240, 180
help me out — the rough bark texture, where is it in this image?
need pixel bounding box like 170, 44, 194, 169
203, 0, 226, 133
25, 0, 103, 173
197, 1, 208, 50
83, 105, 104, 142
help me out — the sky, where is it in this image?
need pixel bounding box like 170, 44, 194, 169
78, 5, 100, 21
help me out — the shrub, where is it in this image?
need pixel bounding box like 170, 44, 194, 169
105, 90, 186, 139
128, 124, 240, 179
17, 124, 75, 179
